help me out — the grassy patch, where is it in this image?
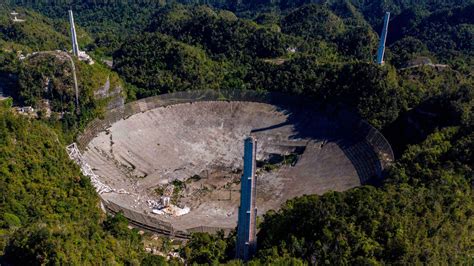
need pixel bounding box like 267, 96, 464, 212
171, 179, 185, 204
257, 153, 300, 172
154, 186, 165, 196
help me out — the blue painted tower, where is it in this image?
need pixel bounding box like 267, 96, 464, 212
376, 12, 390, 65
236, 137, 258, 261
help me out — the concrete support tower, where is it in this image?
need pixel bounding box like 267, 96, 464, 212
236, 137, 258, 261
68, 10, 80, 57
376, 12, 390, 65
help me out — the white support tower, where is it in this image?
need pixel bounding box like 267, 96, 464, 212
376, 12, 390, 65
68, 10, 80, 57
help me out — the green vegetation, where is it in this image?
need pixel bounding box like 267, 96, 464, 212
258, 153, 299, 171
257, 126, 473, 264
171, 179, 186, 204
0, 50, 124, 139
114, 32, 223, 97
180, 231, 234, 264
171, 179, 185, 190
182, 117, 473, 265
155, 186, 165, 197
387, 4, 474, 71
0, 0, 472, 264
0, 8, 68, 52
0, 106, 157, 264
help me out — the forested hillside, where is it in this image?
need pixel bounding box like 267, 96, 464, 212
257, 127, 473, 264
0, 0, 473, 264
0, 105, 151, 264
0, 6, 92, 52
0, 5, 127, 138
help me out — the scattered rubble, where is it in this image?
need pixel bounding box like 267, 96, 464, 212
81, 99, 393, 231
148, 197, 190, 217
66, 143, 128, 194
77, 50, 94, 65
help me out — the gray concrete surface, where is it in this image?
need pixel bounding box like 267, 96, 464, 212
83, 100, 384, 231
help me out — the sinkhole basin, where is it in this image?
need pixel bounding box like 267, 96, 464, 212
78, 90, 394, 234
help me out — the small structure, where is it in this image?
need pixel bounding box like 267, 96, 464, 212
286, 47, 297, 53
236, 137, 258, 261
10, 11, 25, 23
376, 12, 390, 65
161, 196, 171, 207
15, 106, 35, 115
401, 57, 448, 70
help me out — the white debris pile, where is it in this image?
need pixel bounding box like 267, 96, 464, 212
66, 143, 126, 194
77, 50, 94, 65
152, 205, 190, 216
148, 197, 190, 217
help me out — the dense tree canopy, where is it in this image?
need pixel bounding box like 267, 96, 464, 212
0, 0, 473, 264
0, 107, 154, 264
114, 32, 223, 96
258, 127, 473, 264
